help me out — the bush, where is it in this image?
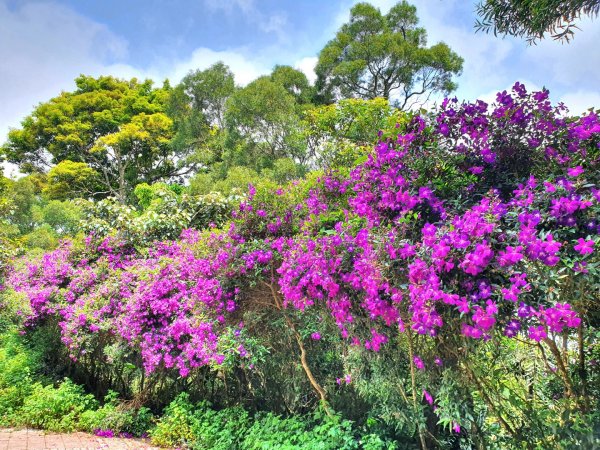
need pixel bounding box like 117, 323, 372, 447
79, 391, 154, 437
150, 394, 399, 450
0, 332, 39, 426
19, 379, 97, 431
242, 411, 358, 450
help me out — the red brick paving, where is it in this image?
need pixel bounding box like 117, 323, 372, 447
0, 429, 163, 450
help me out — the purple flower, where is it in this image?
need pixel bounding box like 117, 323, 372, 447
413, 356, 425, 370
567, 166, 584, 177
504, 320, 521, 338
94, 429, 115, 438
423, 389, 434, 405
574, 238, 594, 255
497, 246, 523, 267
528, 325, 547, 342
573, 261, 588, 273
452, 421, 461, 433
311, 332, 321, 340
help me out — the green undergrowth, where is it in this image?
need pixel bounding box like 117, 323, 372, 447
0, 328, 396, 449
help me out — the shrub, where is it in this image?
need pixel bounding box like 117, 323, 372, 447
19, 379, 97, 431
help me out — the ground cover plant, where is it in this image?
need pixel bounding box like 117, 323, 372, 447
1, 83, 598, 449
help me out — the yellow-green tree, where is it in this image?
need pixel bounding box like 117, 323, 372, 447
2, 75, 187, 202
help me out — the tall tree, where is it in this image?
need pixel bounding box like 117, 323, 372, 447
270, 65, 315, 107
224, 76, 306, 169
1, 75, 187, 202
315, 1, 463, 109
168, 63, 236, 168
475, 0, 600, 43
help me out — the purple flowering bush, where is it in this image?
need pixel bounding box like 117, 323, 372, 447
5, 83, 600, 448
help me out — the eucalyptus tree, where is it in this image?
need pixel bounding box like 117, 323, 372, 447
315, 1, 463, 109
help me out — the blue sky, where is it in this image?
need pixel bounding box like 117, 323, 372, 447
1, 0, 600, 158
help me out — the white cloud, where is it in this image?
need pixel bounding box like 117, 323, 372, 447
294, 56, 318, 84
521, 17, 600, 88
560, 91, 600, 116
166, 47, 270, 86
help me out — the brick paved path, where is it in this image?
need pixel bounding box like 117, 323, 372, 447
0, 429, 163, 450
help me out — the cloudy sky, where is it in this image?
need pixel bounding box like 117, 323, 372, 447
1, 0, 599, 149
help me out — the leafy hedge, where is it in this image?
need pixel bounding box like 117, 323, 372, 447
3, 83, 600, 449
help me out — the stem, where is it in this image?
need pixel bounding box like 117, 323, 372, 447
542, 337, 574, 398
263, 279, 332, 416
407, 328, 428, 450
461, 359, 519, 440
578, 323, 589, 411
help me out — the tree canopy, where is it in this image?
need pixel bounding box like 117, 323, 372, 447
1, 75, 189, 202
168, 62, 236, 167
224, 76, 306, 169
315, 1, 464, 109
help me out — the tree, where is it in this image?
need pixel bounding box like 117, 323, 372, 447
224, 76, 306, 169
315, 1, 463, 109
90, 112, 175, 202
168, 63, 236, 167
475, 0, 600, 43
302, 97, 406, 168
1, 75, 189, 202
270, 65, 315, 107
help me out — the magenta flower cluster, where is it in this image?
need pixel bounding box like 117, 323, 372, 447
7, 83, 599, 381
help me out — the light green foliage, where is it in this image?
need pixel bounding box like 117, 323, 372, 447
190, 159, 304, 197
19, 380, 98, 432
303, 98, 406, 168
21, 224, 59, 250
0, 333, 39, 425
271, 158, 304, 185
32, 200, 82, 236
0, 175, 83, 251
0, 175, 18, 274
6, 176, 37, 233
80, 183, 236, 244
0, 174, 14, 218
315, 1, 463, 108
91, 112, 175, 202
189, 166, 261, 197
44, 160, 100, 200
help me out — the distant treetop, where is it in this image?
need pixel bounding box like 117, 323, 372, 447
315, 1, 463, 109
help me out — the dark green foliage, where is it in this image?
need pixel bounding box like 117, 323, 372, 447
315, 2, 463, 108
475, 0, 600, 43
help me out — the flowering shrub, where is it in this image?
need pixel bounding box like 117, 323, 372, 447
6, 83, 600, 448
